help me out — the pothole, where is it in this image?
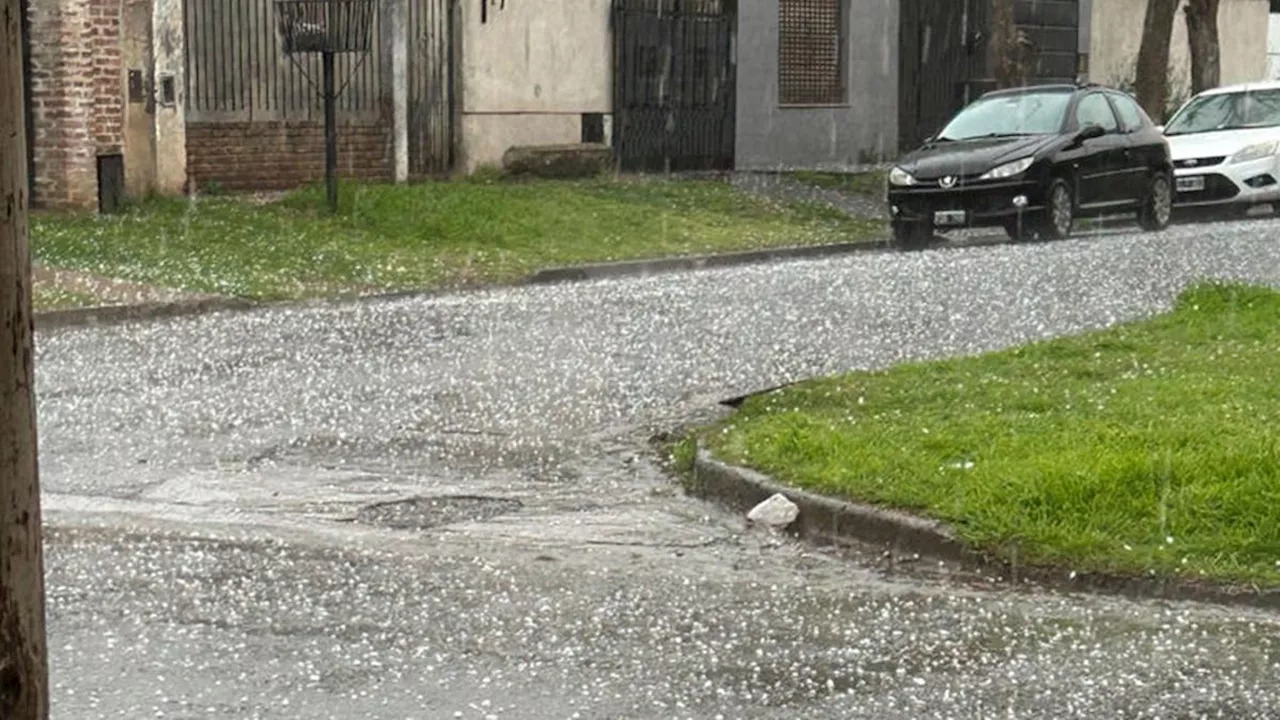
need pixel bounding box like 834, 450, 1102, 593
354, 495, 524, 530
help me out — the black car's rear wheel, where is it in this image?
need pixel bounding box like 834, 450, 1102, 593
1037, 179, 1075, 240
892, 222, 932, 250
1138, 171, 1173, 231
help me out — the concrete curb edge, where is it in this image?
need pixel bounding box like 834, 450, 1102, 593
691, 448, 969, 560
33, 234, 1020, 331
34, 297, 259, 332
527, 233, 1024, 285
526, 240, 891, 285
690, 446, 1280, 610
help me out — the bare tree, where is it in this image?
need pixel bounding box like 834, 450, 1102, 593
1135, 0, 1182, 121
1185, 0, 1221, 94
1, 0, 49, 716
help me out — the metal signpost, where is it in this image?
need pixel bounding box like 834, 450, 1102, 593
275, 0, 375, 211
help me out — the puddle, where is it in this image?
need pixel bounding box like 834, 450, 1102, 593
354, 494, 524, 530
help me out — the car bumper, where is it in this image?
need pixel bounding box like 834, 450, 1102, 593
886, 180, 1045, 228
1171, 155, 1280, 208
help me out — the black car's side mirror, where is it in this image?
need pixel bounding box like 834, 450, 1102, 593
1076, 123, 1106, 141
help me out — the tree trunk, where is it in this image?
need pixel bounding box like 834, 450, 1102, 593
1185, 0, 1221, 95
1134, 0, 1181, 122
1, 0, 49, 716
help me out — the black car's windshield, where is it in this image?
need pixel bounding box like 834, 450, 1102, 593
936, 90, 1072, 141
1164, 88, 1280, 135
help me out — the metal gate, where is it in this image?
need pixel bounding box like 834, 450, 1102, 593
898, 0, 986, 152
612, 0, 736, 172
408, 0, 453, 176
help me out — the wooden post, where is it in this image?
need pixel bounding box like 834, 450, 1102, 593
1, 0, 50, 715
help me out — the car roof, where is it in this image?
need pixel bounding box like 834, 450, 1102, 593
977, 82, 1133, 102
980, 84, 1080, 99
1194, 79, 1280, 97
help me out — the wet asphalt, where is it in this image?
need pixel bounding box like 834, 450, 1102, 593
35, 220, 1280, 719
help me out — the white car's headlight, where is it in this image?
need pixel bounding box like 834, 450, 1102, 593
979, 156, 1035, 180
888, 167, 917, 187
1230, 141, 1278, 164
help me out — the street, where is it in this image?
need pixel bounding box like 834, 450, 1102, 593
37, 220, 1280, 718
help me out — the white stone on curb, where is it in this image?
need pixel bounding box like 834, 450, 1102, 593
747, 493, 800, 529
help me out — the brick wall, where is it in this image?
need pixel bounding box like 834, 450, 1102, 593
186, 122, 393, 193
90, 0, 124, 151
26, 0, 125, 209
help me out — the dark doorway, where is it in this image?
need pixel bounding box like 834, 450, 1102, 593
612, 0, 737, 172
898, 0, 985, 152
898, 0, 1081, 153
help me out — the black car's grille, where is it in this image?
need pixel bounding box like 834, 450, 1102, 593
891, 182, 1038, 219
922, 176, 982, 189
1174, 156, 1226, 169
1176, 172, 1239, 201
896, 193, 1008, 217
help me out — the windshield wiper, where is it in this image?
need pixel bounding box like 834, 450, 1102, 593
945, 132, 1034, 141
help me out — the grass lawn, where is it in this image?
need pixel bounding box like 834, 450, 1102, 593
702, 282, 1280, 586
31, 176, 883, 301
789, 170, 888, 196
33, 286, 102, 312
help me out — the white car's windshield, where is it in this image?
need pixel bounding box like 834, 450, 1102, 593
936, 90, 1072, 141
1165, 88, 1280, 135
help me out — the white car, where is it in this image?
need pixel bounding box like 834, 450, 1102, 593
1162, 80, 1280, 214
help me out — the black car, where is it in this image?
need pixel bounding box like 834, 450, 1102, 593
886, 83, 1174, 249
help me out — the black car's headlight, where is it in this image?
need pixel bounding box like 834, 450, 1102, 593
979, 156, 1034, 181
888, 167, 918, 187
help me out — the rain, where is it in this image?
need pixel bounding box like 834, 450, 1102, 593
37, 224, 1280, 718
10, 0, 1280, 717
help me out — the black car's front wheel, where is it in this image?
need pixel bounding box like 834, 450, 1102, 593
1138, 171, 1173, 231
1037, 178, 1075, 240
1002, 214, 1038, 242
891, 222, 932, 250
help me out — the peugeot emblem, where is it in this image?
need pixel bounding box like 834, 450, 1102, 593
940, 176, 957, 188
1185, 158, 1199, 167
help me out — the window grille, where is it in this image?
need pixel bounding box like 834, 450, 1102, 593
778, 0, 845, 105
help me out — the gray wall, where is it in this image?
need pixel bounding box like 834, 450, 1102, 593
735, 0, 899, 171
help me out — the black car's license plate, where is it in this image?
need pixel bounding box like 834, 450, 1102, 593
934, 210, 966, 226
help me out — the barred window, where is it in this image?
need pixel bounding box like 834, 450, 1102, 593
778, 0, 846, 105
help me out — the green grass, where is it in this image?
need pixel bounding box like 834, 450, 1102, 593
33, 286, 102, 311
790, 170, 888, 196
31, 176, 883, 301
703, 282, 1280, 586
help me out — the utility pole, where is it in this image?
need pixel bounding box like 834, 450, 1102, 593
1, 0, 50, 714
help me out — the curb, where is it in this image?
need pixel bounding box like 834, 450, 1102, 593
690, 446, 1280, 611
33, 233, 1022, 331
528, 233, 1028, 286
691, 449, 970, 561
526, 240, 890, 284
34, 296, 259, 332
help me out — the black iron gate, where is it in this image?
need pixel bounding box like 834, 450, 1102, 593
612, 0, 736, 172
408, 0, 453, 176
898, 0, 986, 152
